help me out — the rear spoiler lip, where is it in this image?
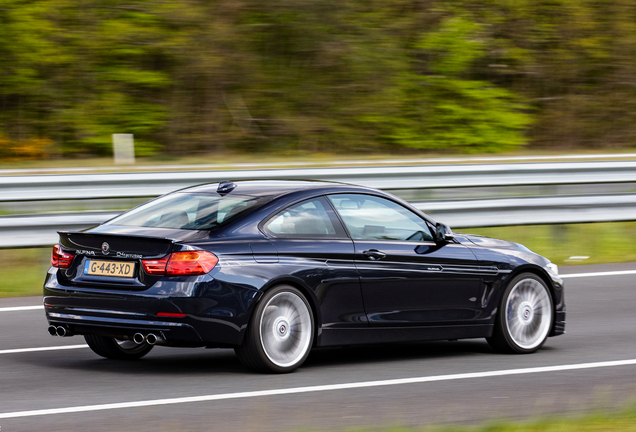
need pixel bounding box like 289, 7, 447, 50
57, 231, 180, 243
57, 231, 179, 259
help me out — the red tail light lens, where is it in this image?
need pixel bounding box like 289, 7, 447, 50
142, 251, 218, 276
167, 251, 218, 276
141, 256, 169, 275
51, 244, 74, 268
156, 312, 187, 318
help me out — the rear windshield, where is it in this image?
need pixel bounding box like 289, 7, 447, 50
106, 193, 270, 230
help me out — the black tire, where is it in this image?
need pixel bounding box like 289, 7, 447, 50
235, 285, 314, 373
84, 334, 154, 360
487, 273, 554, 354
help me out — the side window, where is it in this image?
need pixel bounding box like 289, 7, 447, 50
263, 197, 344, 238
327, 194, 434, 242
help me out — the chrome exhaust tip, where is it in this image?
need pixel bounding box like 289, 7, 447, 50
47, 325, 57, 336
145, 333, 158, 345
133, 333, 145, 344
56, 326, 67, 337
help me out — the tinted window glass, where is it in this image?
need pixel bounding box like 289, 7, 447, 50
107, 193, 269, 230
328, 194, 433, 242
264, 198, 340, 238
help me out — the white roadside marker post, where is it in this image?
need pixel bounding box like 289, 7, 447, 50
112, 134, 135, 165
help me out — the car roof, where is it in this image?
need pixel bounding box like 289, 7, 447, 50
181, 180, 373, 198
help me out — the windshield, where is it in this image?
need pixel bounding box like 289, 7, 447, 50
106, 193, 270, 230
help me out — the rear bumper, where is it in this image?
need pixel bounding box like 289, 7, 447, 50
44, 303, 248, 347
46, 309, 204, 346
44, 270, 260, 347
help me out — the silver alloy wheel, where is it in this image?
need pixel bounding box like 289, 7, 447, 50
259, 291, 312, 368
504, 277, 552, 350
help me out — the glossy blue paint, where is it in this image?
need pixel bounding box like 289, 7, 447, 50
44, 180, 565, 356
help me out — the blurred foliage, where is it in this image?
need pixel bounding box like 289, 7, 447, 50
0, 135, 55, 160
1, 0, 636, 157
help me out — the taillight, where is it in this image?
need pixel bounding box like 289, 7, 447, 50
142, 251, 218, 276
141, 256, 169, 275
51, 244, 74, 268
167, 251, 218, 275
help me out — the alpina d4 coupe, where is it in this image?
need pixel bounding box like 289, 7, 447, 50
44, 180, 565, 373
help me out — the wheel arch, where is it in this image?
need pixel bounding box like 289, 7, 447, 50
501, 265, 558, 332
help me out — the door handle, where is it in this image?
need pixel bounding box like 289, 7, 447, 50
363, 249, 386, 260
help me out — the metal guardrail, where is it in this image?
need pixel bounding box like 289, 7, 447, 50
2, 160, 636, 248
3, 160, 636, 202
3, 194, 636, 248
0, 212, 118, 248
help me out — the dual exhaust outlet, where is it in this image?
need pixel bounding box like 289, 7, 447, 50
133, 332, 161, 345
48, 325, 71, 337
47, 325, 161, 345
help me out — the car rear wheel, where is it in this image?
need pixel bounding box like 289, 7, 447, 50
84, 334, 154, 360
487, 273, 553, 354
235, 285, 314, 373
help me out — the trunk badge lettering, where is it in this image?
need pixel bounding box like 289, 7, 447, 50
116, 252, 143, 259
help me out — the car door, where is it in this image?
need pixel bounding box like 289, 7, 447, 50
261, 196, 367, 330
327, 193, 481, 326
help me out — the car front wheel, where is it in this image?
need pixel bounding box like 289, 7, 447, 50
235, 285, 314, 373
487, 273, 554, 354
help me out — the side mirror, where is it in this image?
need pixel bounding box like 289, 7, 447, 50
435, 222, 455, 242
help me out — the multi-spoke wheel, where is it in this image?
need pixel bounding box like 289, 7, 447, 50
235, 285, 314, 373
487, 273, 554, 354
84, 334, 154, 360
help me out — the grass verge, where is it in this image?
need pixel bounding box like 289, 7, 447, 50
0, 247, 51, 298
345, 407, 636, 432
465, 222, 636, 266
3, 221, 636, 298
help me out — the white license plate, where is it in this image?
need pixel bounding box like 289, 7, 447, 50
84, 260, 135, 278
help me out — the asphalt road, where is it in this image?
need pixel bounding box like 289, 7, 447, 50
2, 262, 636, 432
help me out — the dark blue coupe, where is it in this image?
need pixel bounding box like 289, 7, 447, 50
44, 180, 565, 373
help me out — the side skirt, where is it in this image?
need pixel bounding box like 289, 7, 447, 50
317, 324, 493, 347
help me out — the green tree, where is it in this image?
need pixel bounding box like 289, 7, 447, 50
2, 0, 636, 159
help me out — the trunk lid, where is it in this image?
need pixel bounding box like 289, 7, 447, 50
57, 231, 178, 290
59, 231, 176, 258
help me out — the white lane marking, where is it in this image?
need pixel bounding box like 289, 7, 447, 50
0, 345, 88, 355
561, 270, 636, 279
0, 305, 43, 312
2, 358, 636, 419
